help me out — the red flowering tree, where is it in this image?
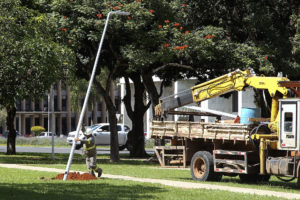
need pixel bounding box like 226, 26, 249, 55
48, 0, 275, 158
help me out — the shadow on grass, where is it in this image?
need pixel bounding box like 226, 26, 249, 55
0, 181, 164, 200
0, 152, 156, 166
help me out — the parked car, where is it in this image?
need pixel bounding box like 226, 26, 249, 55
37, 132, 56, 138
67, 123, 130, 150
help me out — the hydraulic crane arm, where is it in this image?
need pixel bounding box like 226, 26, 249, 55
191, 69, 289, 123
156, 69, 290, 127
191, 69, 289, 102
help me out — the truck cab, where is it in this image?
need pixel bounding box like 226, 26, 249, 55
278, 98, 300, 150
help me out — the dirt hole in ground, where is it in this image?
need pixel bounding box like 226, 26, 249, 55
50, 172, 98, 181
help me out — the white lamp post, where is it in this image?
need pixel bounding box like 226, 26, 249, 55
63, 11, 130, 181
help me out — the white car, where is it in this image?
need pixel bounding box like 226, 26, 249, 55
37, 132, 56, 138
67, 123, 130, 150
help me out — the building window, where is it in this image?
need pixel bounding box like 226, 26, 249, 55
35, 102, 40, 111
62, 95, 67, 111
16, 99, 21, 111
43, 96, 48, 111
232, 91, 238, 112
25, 100, 31, 111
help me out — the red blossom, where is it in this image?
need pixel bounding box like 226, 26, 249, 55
182, 3, 187, 7
163, 43, 169, 47
158, 25, 162, 28
174, 23, 180, 27
128, 16, 131, 20
164, 20, 170, 23
106, 3, 110, 7
118, 3, 124, 7
149, 9, 155, 13
64, 16, 67, 19
180, 26, 183, 30
113, 6, 119, 10
61, 27, 67, 32
205, 35, 214, 39
185, 31, 190, 34
173, 45, 188, 50
97, 13, 103, 18
68, 40, 72, 44
181, 8, 184, 11
264, 56, 268, 60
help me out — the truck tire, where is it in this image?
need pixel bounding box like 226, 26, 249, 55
239, 174, 270, 183
190, 151, 222, 181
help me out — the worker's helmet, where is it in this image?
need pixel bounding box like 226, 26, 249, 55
83, 127, 93, 136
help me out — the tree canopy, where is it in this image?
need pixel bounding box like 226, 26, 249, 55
0, 0, 74, 154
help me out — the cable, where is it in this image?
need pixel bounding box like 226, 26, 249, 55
249, 123, 270, 149
275, 176, 296, 182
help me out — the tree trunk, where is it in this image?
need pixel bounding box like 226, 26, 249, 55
123, 74, 150, 158
6, 105, 16, 155
94, 80, 120, 162
106, 99, 119, 162
127, 111, 148, 158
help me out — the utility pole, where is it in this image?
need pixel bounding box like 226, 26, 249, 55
63, 11, 130, 181
51, 85, 55, 160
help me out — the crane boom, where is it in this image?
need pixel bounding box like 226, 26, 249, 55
156, 69, 290, 131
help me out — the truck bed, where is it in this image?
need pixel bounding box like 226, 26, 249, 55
150, 120, 253, 142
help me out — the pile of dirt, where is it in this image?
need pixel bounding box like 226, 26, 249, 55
55, 172, 98, 180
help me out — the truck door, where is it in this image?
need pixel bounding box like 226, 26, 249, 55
280, 103, 297, 149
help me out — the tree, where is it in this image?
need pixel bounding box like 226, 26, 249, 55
0, 109, 6, 132
181, 0, 300, 77
31, 126, 45, 136
0, 0, 73, 154
49, 0, 280, 158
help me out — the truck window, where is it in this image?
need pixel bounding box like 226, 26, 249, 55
284, 112, 293, 132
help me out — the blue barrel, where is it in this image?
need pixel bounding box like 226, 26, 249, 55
240, 107, 260, 124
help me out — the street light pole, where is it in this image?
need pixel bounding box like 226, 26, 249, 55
63, 11, 130, 181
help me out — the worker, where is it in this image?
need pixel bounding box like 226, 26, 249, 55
75, 126, 102, 177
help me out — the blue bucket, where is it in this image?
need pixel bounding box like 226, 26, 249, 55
240, 107, 260, 124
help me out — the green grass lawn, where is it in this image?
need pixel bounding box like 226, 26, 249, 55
0, 152, 300, 199
0, 167, 284, 200
0, 137, 155, 149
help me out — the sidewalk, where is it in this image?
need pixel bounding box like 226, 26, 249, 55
0, 163, 300, 199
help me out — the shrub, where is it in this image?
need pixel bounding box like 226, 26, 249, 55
30, 126, 45, 136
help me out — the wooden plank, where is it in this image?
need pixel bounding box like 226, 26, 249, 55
151, 120, 252, 141
248, 118, 270, 122
154, 148, 163, 167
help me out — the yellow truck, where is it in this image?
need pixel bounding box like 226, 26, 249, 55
151, 69, 300, 183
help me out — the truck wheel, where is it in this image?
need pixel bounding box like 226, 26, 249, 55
190, 151, 221, 181
239, 174, 270, 183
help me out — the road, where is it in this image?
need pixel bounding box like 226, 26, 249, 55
0, 146, 154, 155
